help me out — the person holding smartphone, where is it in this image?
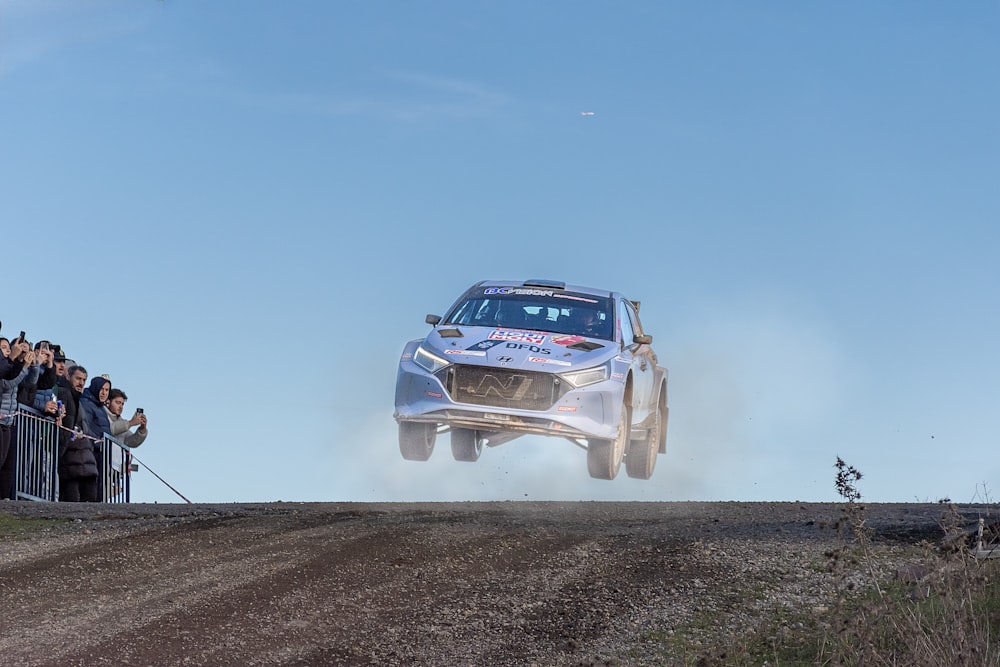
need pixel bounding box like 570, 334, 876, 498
28, 341, 59, 417
0, 333, 29, 381
0, 337, 39, 499
104, 388, 148, 448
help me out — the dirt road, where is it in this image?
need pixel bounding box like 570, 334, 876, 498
0, 501, 975, 666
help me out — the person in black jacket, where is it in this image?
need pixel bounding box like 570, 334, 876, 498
0, 337, 28, 381
56, 365, 99, 502
0, 356, 19, 381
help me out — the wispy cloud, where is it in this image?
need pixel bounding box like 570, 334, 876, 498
214, 70, 511, 122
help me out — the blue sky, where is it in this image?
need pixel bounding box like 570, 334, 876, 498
2, 1, 998, 504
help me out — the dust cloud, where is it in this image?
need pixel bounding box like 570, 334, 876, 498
325, 299, 851, 502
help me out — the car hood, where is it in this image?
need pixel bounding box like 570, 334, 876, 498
423, 325, 615, 371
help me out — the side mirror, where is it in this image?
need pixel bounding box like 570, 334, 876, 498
425, 314, 442, 326
633, 334, 652, 345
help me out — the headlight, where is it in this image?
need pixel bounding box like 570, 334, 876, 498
560, 362, 609, 388
414, 345, 450, 373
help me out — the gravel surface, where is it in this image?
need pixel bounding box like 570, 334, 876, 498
0, 500, 986, 666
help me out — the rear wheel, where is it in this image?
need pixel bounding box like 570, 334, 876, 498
399, 422, 436, 461
587, 404, 630, 480
450, 428, 484, 462
626, 403, 662, 480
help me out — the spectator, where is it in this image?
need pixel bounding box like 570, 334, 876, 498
20, 341, 56, 408
15, 342, 60, 501
80, 376, 112, 442
105, 388, 148, 448
31, 345, 61, 417
80, 376, 112, 493
52, 345, 70, 380
56, 365, 99, 502
0, 338, 38, 500
0, 334, 25, 381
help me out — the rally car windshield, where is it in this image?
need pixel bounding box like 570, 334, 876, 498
444, 288, 615, 341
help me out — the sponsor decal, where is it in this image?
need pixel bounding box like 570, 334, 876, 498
529, 356, 571, 366
426, 391, 443, 398
483, 287, 554, 297
557, 406, 578, 412
505, 342, 550, 355
611, 372, 625, 381
444, 349, 486, 356
489, 329, 546, 345
551, 334, 585, 347
496, 356, 513, 363
551, 293, 599, 303
400, 352, 413, 361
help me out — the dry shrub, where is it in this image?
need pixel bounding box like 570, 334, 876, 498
823, 458, 1000, 666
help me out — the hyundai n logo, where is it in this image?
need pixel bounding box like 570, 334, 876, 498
468, 374, 532, 400
496, 356, 513, 363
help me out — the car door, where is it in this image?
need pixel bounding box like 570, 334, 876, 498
619, 299, 655, 425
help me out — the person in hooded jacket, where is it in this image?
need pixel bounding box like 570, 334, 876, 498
80, 376, 111, 441
57, 365, 99, 502
80, 376, 112, 495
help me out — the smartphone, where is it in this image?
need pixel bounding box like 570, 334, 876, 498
39, 341, 50, 351
136, 408, 144, 414
17, 331, 25, 343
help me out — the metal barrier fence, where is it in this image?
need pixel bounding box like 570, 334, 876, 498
99, 433, 132, 504
14, 405, 59, 501
14, 404, 132, 503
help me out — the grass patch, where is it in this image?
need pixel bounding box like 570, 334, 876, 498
0, 514, 62, 538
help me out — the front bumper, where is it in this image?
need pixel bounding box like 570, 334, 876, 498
394, 361, 625, 441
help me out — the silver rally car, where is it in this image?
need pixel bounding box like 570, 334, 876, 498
394, 279, 668, 480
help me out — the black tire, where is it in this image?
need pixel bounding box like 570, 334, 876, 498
626, 403, 662, 480
399, 422, 436, 461
587, 404, 630, 480
450, 428, 484, 462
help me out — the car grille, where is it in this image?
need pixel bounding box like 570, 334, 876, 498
440, 365, 563, 412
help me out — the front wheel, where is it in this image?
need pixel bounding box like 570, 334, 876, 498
399, 422, 436, 461
587, 404, 630, 480
450, 428, 484, 462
